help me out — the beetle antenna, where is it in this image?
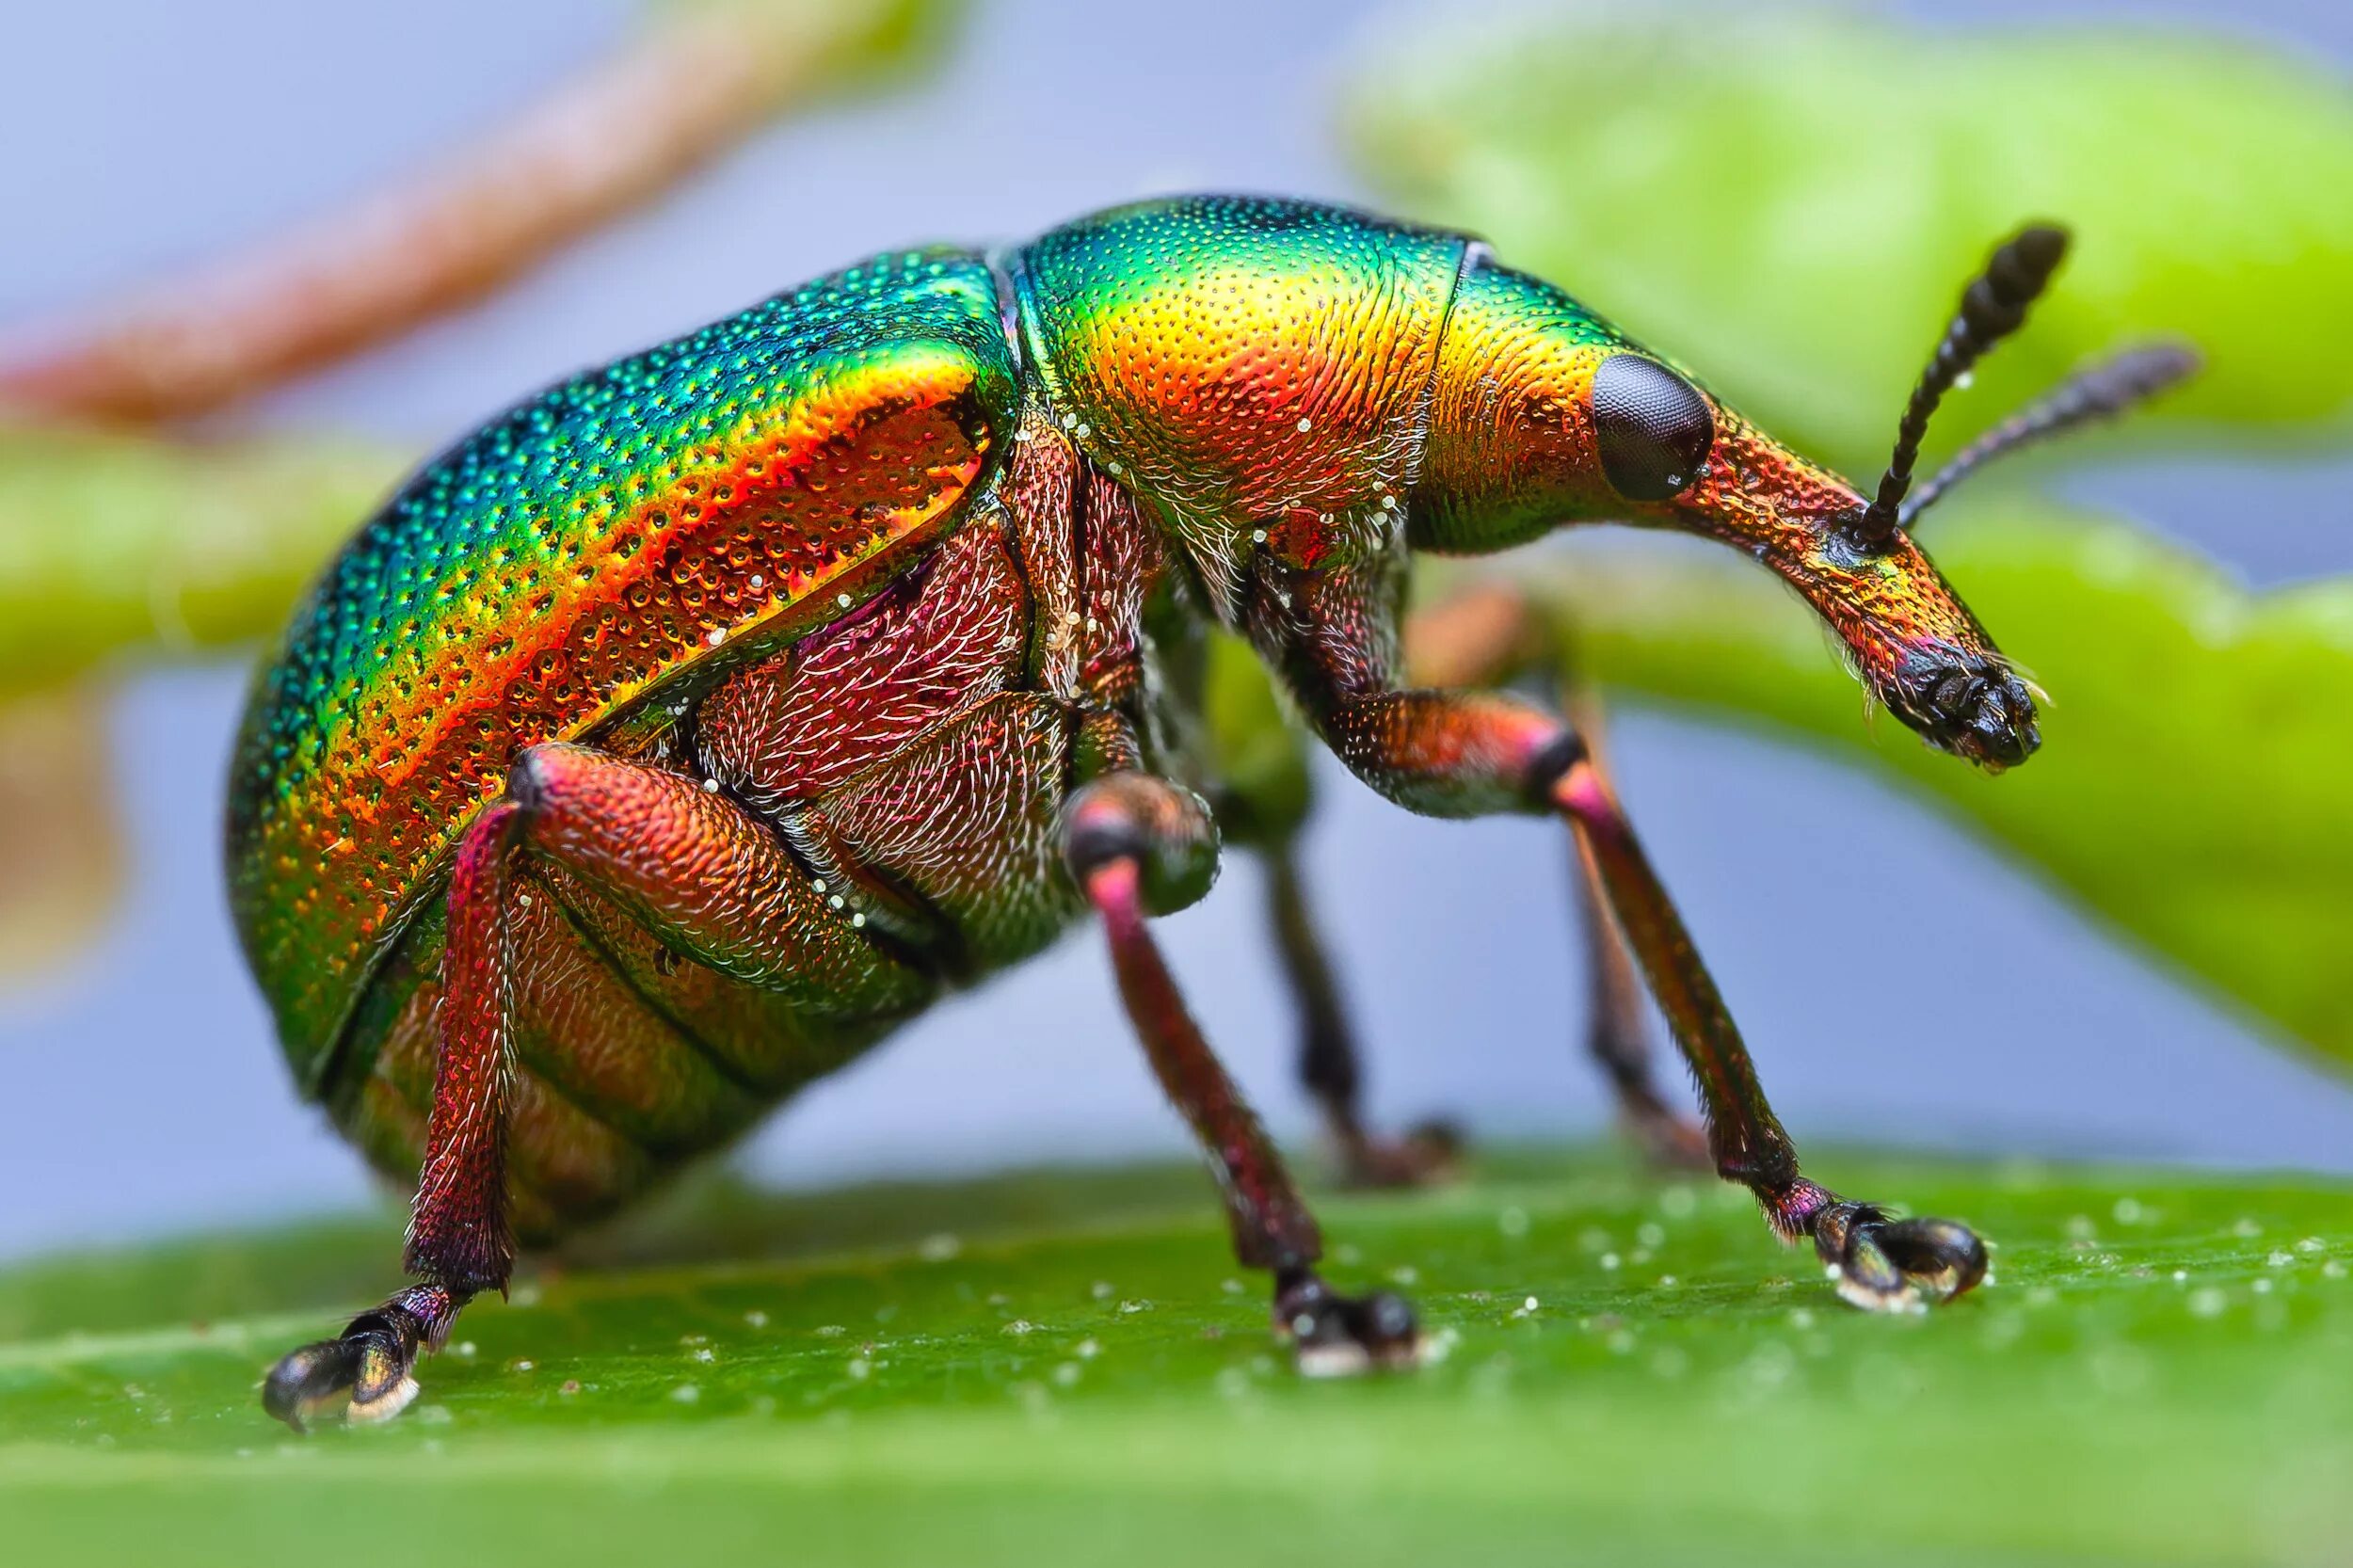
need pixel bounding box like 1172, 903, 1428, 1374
1899, 342, 2201, 526
1853, 223, 2070, 548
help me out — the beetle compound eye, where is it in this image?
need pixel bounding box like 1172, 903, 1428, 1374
1592, 353, 1714, 503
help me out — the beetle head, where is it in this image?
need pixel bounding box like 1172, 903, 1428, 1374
1412, 230, 2193, 773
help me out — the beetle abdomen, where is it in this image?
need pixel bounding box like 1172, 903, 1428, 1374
228, 248, 1019, 1095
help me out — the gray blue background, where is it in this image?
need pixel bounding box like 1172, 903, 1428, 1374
2, 0, 2348, 1258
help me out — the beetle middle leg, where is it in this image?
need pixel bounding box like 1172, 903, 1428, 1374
1208, 647, 1459, 1188
1257, 840, 1462, 1187
1063, 769, 1423, 1374
264, 743, 927, 1429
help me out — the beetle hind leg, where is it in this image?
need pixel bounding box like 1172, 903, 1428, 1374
262, 743, 931, 1430
262, 793, 525, 1432
1066, 769, 1422, 1374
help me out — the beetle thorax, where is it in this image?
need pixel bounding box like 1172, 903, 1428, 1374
1010, 196, 1472, 617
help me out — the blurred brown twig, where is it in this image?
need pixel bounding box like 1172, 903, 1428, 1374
0, 0, 949, 425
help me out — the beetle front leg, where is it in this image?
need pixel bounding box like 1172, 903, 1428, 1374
1565, 772, 1707, 1169
1063, 773, 1422, 1374
1321, 687, 1987, 1312
1570, 834, 1704, 1165
264, 744, 923, 1429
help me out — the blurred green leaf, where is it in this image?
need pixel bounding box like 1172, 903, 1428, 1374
1464, 500, 2353, 1070
1346, 5, 2353, 475
0, 426, 401, 701
1, 1149, 2348, 1563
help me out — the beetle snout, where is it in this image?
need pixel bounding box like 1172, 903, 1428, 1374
1893, 656, 2041, 773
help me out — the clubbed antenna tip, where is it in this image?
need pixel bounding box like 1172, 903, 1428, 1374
1854, 223, 2071, 548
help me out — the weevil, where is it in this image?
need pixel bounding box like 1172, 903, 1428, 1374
230, 195, 2192, 1426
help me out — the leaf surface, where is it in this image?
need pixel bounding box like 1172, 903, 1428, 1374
1, 1151, 2346, 1565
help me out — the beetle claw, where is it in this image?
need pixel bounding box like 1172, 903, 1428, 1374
1273, 1270, 1424, 1376
262, 1319, 421, 1432
1811, 1200, 1988, 1312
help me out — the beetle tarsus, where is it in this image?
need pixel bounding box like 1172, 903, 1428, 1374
1274, 1268, 1424, 1377
263, 1316, 422, 1432
262, 1285, 456, 1432
1778, 1185, 1989, 1312
262, 1336, 359, 1432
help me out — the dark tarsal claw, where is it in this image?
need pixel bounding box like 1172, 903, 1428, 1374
261, 1336, 361, 1433
1810, 1200, 1989, 1313
261, 1314, 423, 1432
1273, 1270, 1424, 1377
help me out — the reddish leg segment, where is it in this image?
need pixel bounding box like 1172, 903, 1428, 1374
1570, 833, 1705, 1166
1558, 696, 1707, 1167
264, 744, 925, 1429
1064, 772, 1421, 1373
409, 800, 525, 1295
264, 801, 521, 1429
1311, 686, 1987, 1312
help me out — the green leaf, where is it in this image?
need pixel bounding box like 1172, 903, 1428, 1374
1344, 5, 2353, 475
1, 1150, 2347, 1563
0, 426, 403, 700
1458, 499, 2353, 1071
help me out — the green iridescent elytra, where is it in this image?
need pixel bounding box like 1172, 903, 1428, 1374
228, 248, 1018, 1091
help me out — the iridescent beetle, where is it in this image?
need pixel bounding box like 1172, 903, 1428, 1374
232, 195, 2192, 1426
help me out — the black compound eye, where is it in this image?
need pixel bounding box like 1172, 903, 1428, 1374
1592, 353, 1715, 502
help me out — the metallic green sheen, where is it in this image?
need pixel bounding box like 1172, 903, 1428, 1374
227, 248, 1016, 1092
